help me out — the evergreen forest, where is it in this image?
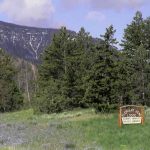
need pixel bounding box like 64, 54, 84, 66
1, 11, 150, 113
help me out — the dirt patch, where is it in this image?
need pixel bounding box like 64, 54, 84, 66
0, 123, 30, 146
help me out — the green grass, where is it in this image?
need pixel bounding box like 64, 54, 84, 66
0, 108, 150, 150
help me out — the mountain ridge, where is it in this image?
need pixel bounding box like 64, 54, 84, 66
0, 21, 75, 63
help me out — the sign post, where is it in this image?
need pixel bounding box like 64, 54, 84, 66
118, 105, 144, 127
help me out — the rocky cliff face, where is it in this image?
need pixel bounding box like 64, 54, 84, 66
0, 21, 63, 63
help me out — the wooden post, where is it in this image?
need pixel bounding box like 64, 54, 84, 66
118, 107, 122, 127
141, 106, 144, 125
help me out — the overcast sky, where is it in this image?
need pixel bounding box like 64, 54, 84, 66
0, 0, 149, 43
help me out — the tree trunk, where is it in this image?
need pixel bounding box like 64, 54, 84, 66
25, 62, 31, 103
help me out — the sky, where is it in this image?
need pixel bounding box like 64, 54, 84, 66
0, 0, 150, 44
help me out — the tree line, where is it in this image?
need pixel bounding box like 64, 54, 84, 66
0, 11, 150, 113
34, 11, 150, 113
0, 49, 23, 112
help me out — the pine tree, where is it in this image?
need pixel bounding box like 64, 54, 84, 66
121, 11, 144, 57
143, 17, 150, 51
121, 11, 150, 105
143, 17, 150, 105
70, 27, 94, 107
116, 52, 135, 105
35, 27, 71, 113
132, 45, 150, 105
84, 25, 119, 112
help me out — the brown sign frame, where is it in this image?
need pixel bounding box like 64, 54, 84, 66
118, 105, 144, 127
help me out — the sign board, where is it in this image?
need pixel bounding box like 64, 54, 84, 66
118, 105, 144, 127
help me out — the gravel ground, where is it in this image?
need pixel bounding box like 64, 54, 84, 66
0, 121, 68, 148
0, 123, 29, 146
0, 121, 101, 149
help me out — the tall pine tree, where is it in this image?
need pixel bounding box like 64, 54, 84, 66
121, 11, 150, 105
84, 25, 119, 112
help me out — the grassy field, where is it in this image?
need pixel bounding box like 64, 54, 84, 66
0, 108, 150, 150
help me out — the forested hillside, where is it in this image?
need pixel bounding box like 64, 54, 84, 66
0, 11, 150, 113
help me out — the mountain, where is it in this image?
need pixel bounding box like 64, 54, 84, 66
0, 21, 75, 63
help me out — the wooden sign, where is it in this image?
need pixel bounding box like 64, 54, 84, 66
118, 105, 144, 127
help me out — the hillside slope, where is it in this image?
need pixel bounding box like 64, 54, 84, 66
0, 21, 75, 63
